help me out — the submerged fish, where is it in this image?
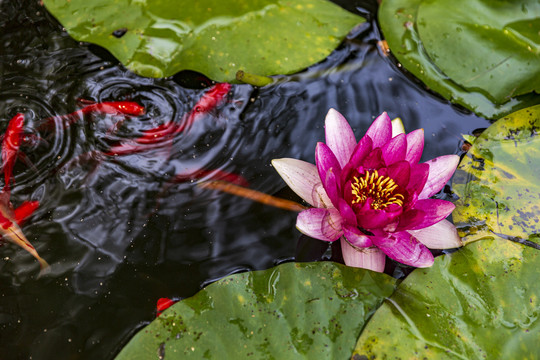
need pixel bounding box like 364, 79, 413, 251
39, 100, 145, 131
0, 113, 47, 272
106, 83, 231, 156
0, 187, 47, 271
1, 113, 25, 194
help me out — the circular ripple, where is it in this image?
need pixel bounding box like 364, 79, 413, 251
0, 84, 72, 196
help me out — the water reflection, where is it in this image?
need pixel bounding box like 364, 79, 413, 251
0, 0, 490, 359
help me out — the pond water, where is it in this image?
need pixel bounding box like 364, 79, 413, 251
0, 0, 491, 359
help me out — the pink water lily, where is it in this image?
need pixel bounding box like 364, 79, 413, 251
272, 109, 462, 272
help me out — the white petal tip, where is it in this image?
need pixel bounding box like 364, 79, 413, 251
391, 117, 406, 137
408, 220, 463, 249
341, 238, 386, 272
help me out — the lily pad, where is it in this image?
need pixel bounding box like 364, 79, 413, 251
453, 104, 540, 244
352, 238, 540, 359
115, 262, 396, 359
42, 0, 364, 81
417, 0, 540, 104
378, 0, 540, 119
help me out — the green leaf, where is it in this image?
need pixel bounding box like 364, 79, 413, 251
352, 238, 540, 359
461, 134, 477, 145
115, 262, 396, 360
417, 0, 540, 104
379, 0, 540, 119
453, 104, 540, 244
42, 0, 364, 81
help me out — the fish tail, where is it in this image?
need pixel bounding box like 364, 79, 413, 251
37, 258, 51, 278
25, 244, 49, 272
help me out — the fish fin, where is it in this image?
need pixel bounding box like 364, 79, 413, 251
5, 225, 48, 273
37, 260, 51, 278
17, 152, 39, 174
14, 201, 39, 225
0, 191, 11, 206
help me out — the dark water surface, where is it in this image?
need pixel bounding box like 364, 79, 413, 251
0, 1, 490, 359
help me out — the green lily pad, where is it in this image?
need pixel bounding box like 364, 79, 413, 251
417, 0, 540, 105
453, 104, 540, 244
352, 238, 540, 359
42, 0, 364, 81
115, 262, 396, 359
378, 0, 540, 119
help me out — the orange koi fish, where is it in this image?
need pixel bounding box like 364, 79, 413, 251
75, 100, 146, 117
0, 193, 47, 271
181, 82, 231, 133
0, 113, 47, 272
105, 83, 231, 156
1, 113, 25, 194
39, 100, 145, 131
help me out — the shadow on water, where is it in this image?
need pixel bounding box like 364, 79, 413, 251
0, 0, 490, 358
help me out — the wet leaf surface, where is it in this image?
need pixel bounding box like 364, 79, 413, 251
453, 104, 540, 244
352, 238, 540, 359
42, 0, 364, 81
417, 0, 540, 104
378, 0, 540, 119
115, 262, 396, 359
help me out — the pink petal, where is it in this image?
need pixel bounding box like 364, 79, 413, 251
407, 219, 462, 249
316, 143, 342, 179
405, 199, 456, 230
296, 208, 343, 242
340, 238, 386, 272
396, 209, 424, 231
418, 155, 460, 199
343, 224, 372, 248
321, 167, 340, 208
405, 129, 424, 164
366, 112, 392, 149
325, 109, 356, 168
316, 143, 343, 207
360, 147, 385, 169
386, 161, 411, 188
381, 133, 406, 166
341, 135, 373, 181
272, 158, 332, 208
407, 163, 430, 195
356, 201, 402, 230
370, 231, 434, 267
338, 199, 357, 226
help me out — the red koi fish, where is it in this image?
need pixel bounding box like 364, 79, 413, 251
0, 189, 46, 271
156, 297, 178, 316
105, 83, 231, 156
1, 113, 25, 194
0, 113, 47, 272
183, 82, 231, 132
39, 100, 145, 131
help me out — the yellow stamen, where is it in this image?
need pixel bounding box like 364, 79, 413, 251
351, 170, 404, 210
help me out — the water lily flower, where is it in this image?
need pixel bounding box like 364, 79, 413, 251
272, 109, 461, 272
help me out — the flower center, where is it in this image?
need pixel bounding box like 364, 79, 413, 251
351, 170, 404, 210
